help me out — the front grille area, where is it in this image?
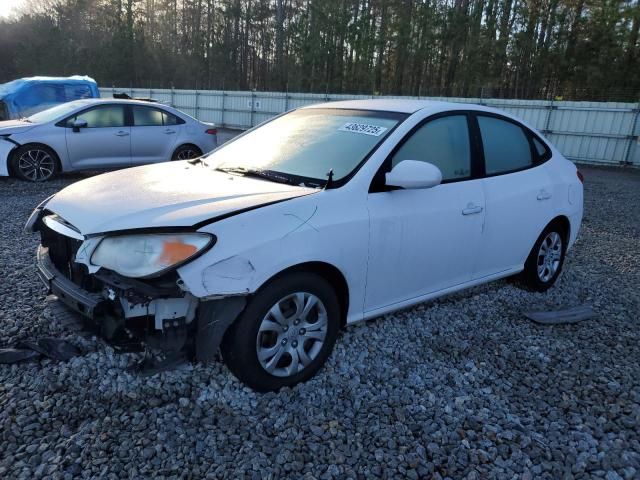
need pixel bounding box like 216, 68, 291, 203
40, 220, 99, 291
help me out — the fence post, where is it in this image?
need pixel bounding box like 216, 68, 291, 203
195, 89, 200, 120
250, 91, 255, 127
284, 86, 289, 112
623, 101, 640, 166
221, 90, 226, 127
170, 86, 174, 107
543, 97, 555, 136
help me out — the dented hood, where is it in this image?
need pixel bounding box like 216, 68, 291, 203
46, 161, 316, 234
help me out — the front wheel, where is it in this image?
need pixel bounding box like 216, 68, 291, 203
520, 224, 567, 292
11, 145, 59, 182
221, 272, 341, 392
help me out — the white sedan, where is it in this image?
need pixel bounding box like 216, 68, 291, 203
0, 98, 218, 181
27, 99, 583, 391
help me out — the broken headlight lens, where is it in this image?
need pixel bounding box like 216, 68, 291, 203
91, 233, 214, 278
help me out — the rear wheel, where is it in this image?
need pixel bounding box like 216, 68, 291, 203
171, 144, 202, 161
11, 144, 59, 182
520, 224, 567, 292
221, 272, 340, 392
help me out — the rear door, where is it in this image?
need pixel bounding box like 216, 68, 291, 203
473, 113, 554, 278
130, 105, 180, 164
64, 104, 131, 169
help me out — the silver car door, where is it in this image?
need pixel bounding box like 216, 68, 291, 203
130, 105, 179, 164
64, 105, 131, 169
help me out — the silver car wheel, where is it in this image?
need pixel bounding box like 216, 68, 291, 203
256, 292, 328, 378
176, 149, 199, 160
18, 149, 55, 182
537, 231, 563, 282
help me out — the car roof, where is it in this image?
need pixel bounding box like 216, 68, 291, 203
69, 98, 172, 107
302, 98, 491, 115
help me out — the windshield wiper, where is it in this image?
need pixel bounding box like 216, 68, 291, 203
215, 166, 294, 185
19, 117, 32, 123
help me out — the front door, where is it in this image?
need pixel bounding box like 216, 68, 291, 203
365, 114, 485, 314
64, 104, 131, 169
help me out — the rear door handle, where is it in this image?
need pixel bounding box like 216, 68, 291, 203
462, 203, 484, 215
537, 189, 552, 200
115, 131, 129, 137
164, 129, 176, 134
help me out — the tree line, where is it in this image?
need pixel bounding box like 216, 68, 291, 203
0, 0, 639, 101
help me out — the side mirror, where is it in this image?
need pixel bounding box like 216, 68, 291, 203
72, 119, 88, 132
385, 160, 443, 189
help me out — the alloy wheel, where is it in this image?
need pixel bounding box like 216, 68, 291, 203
537, 231, 563, 282
18, 149, 55, 181
256, 292, 328, 378
176, 149, 199, 160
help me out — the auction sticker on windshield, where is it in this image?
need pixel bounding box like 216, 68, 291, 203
339, 123, 388, 136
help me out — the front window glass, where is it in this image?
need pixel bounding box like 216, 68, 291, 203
27, 101, 87, 123
205, 109, 404, 186
69, 105, 126, 128
391, 115, 471, 180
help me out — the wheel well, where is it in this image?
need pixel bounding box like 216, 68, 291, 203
260, 262, 350, 328
8, 142, 62, 176
547, 215, 571, 244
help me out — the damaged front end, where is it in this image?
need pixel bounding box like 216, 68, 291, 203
31, 211, 246, 364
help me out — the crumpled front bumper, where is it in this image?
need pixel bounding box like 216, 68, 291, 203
36, 245, 105, 319
35, 245, 246, 359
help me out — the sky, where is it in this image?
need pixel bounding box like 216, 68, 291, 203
0, 0, 29, 19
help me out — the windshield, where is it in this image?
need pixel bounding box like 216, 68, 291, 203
205, 108, 405, 186
27, 101, 88, 124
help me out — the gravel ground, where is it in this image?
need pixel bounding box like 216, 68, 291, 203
1, 162, 639, 480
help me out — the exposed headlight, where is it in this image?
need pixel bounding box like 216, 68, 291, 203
91, 233, 214, 278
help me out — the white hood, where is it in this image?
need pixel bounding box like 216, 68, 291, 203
46, 161, 316, 235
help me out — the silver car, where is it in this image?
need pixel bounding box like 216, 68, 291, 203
0, 98, 218, 181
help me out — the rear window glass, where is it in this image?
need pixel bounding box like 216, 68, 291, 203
478, 116, 533, 175
133, 106, 164, 126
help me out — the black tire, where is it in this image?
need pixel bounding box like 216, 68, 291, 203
221, 272, 341, 392
520, 222, 567, 292
171, 144, 202, 161
10, 144, 60, 182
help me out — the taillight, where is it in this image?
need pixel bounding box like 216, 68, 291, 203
205, 128, 217, 135
576, 170, 584, 183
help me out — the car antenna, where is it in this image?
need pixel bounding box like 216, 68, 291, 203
324, 169, 334, 190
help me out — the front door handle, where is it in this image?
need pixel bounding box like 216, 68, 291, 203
537, 189, 552, 200
462, 203, 484, 215
115, 131, 130, 137
164, 129, 176, 134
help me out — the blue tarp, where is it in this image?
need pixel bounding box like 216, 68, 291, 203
0, 76, 99, 120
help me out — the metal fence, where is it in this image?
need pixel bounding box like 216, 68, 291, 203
100, 87, 640, 167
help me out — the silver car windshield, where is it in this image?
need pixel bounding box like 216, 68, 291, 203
27, 101, 89, 124
206, 108, 405, 186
